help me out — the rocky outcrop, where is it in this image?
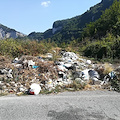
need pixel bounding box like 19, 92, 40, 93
0, 24, 25, 40
52, 26, 62, 34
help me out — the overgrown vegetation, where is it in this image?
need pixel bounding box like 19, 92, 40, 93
71, 0, 120, 62
0, 39, 57, 58
82, 34, 120, 62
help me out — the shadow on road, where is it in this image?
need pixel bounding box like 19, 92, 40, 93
48, 108, 115, 120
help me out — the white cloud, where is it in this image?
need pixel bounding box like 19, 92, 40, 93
41, 1, 51, 7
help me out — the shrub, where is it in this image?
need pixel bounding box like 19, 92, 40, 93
103, 63, 113, 75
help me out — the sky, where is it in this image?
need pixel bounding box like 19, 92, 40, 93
0, 0, 101, 35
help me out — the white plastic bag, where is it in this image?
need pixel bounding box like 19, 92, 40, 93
29, 83, 41, 95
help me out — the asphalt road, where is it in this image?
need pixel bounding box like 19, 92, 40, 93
0, 90, 120, 120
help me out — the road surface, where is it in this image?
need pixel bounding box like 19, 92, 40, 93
0, 90, 120, 120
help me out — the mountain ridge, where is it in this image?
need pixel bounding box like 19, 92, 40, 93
27, 0, 114, 43
0, 24, 26, 40
0, 0, 114, 41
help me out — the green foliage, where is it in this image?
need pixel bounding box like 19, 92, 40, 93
0, 39, 57, 58
28, 32, 44, 40
0, 39, 21, 57
50, 0, 114, 44
83, 34, 120, 61
75, 0, 120, 61
82, 0, 120, 39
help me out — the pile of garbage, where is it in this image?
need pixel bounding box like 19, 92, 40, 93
0, 51, 119, 95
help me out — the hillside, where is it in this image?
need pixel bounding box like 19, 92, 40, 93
0, 0, 120, 97
28, 0, 114, 43
78, 0, 120, 61
0, 24, 25, 40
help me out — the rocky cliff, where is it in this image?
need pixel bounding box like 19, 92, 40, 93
52, 0, 114, 35
0, 24, 25, 40
27, 0, 114, 42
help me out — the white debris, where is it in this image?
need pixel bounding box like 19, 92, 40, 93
63, 52, 78, 61
81, 69, 90, 81
64, 63, 72, 68
13, 57, 19, 63
15, 64, 22, 67
57, 65, 68, 71
86, 60, 91, 64
28, 60, 35, 67
46, 53, 53, 59
29, 83, 41, 95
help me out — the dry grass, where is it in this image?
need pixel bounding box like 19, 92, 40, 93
84, 84, 92, 90
103, 63, 113, 75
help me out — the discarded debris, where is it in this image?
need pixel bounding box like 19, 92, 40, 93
29, 83, 41, 95
0, 51, 119, 96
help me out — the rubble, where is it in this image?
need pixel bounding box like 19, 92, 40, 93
0, 51, 119, 96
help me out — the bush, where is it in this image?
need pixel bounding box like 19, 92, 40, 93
0, 39, 57, 58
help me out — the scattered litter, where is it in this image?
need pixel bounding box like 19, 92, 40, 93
0, 51, 118, 95
29, 83, 41, 95
108, 71, 116, 80
86, 60, 91, 64
104, 71, 117, 82
88, 70, 99, 80
32, 65, 39, 69
46, 53, 53, 59
57, 65, 67, 71
13, 57, 19, 63
28, 60, 35, 67
82, 69, 90, 81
